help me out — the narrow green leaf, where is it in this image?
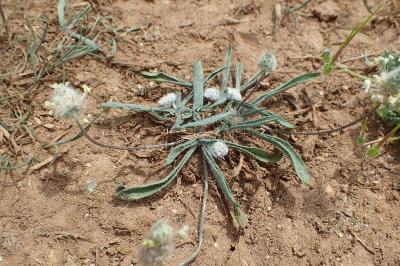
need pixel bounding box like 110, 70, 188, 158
204, 66, 224, 84
245, 129, 310, 185
166, 139, 197, 165
203, 147, 247, 226
209, 47, 233, 108
173, 95, 184, 127
70, 32, 100, 50
240, 69, 265, 93
193, 61, 204, 115
221, 46, 232, 93
101, 102, 173, 113
142, 71, 192, 88
228, 116, 286, 130
235, 60, 242, 91
251, 72, 320, 105
176, 111, 234, 130
240, 103, 294, 128
65, 5, 91, 31
116, 146, 196, 200
224, 141, 282, 163
57, 0, 66, 29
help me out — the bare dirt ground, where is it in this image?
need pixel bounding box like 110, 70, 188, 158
1, 0, 400, 265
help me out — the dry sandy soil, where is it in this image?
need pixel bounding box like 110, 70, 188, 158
1, 0, 400, 265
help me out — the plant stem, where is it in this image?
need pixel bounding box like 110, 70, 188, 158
376, 123, 400, 148
337, 63, 370, 80
331, 6, 381, 65
178, 150, 209, 266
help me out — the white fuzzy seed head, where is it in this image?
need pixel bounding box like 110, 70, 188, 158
47, 82, 86, 119
204, 87, 221, 101
226, 87, 242, 102
257, 52, 278, 72
158, 93, 177, 107
210, 141, 229, 158
139, 220, 175, 266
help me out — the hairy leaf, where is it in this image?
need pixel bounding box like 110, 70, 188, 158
246, 129, 310, 184
251, 72, 320, 105
193, 61, 204, 116
203, 147, 247, 226
224, 141, 282, 163
240, 104, 294, 128
101, 102, 173, 113
240, 69, 265, 93
57, 0, 66, 29
235, 60, 242, 90
116, 146, 196, 200
204, 66, 224, 84
175, 111, 234, 130
143, 71, 192, 87
166, 139, 198, 165
221, 46, 232, 93
228, 116, 286, 130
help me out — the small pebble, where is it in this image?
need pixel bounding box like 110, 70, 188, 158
324, 184, 336, 197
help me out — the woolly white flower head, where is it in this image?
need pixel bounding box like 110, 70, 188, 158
46, 82, 86, 118
363, 79, 371, 92
257, 52, 278, 72
204, 87, 221, 101
158, 93, 177, 107
209, 141, 229, 158
226, 87, 242, 102
139, 220, 175, 266
381, 66, 400, 92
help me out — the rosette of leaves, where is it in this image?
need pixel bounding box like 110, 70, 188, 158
101, 47, 319, 264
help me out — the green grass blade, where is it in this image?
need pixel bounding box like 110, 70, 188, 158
331, 5, 381, 65
101, 102, 173, 113
245, 129, 310, 185
166, 139, 198, 165
142, 71, 192, 88
193, 61, 204, 115
224, 141, 282, 163
116, 146, 196, 200
203, 146, 247, 226
251, 72, 320, 105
